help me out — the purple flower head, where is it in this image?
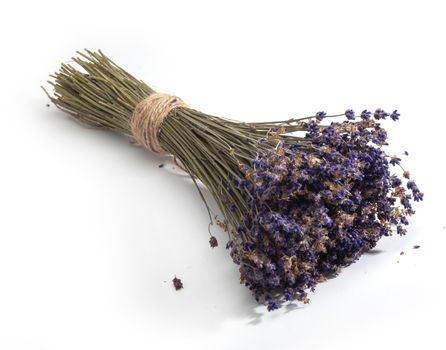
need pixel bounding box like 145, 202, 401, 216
345, 109, 355, 120
407, 180, 417, 190
390, 176, 402, 187
413, 191, 424, 201
390, 110, 400, 121
374, 108, 389, 120
306, 120, 319, 136
315, 111, 327, 121
407, 180, 424, 201
389, 155, 401, 166
267, 299, 279, 311
361, 110, 371, 120
397, 225, 407, 235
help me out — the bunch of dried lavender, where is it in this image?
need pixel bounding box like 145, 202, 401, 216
45, 50, 422, 310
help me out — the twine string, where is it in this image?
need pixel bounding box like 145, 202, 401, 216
130, 93, 187, 154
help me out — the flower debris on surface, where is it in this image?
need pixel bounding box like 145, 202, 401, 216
209, 236, 218, 248
172, 276, 183, 290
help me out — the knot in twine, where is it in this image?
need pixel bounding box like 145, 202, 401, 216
130, 93, 187, 154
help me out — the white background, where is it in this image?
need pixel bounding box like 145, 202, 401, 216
1, 1, 445, 349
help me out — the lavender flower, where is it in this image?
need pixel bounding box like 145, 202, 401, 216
229, 112, 421, 310
374, 108, 389, 120
361, 110, 372, 120
390, 155, 401, 166
390, 110, 400, 121
345, 109, 355, 120
407, 180, 424, 201
315, 111, 327, 121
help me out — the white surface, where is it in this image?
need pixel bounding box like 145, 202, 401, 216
1, 1, 445, 349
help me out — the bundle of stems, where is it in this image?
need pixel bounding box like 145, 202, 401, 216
45, 50, 305, 230
45, 50, 421, 310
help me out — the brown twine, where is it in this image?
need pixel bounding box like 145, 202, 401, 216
130, 93, 187, 154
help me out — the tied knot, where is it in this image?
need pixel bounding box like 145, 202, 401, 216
130, 93, 187, 154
